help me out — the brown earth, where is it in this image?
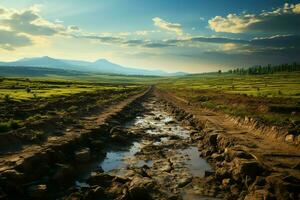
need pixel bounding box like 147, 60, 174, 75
155, 88, 300, 199
0, 87, 299, 200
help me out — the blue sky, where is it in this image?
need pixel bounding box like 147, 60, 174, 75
0, 0, 300, 72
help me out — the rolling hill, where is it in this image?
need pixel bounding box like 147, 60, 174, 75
0, 56, 187, 76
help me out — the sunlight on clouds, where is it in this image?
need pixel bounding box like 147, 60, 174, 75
209, 3, 300, 33
152, 17, 183, 35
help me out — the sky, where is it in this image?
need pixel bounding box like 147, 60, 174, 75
0, 0, 300, 73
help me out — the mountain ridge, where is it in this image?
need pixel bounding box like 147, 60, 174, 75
0, 56, 187, 76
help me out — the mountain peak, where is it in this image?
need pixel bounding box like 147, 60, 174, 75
94, 58, 110, 63
0, 56, 188, 76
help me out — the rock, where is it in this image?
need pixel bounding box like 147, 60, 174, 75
215, 167, 231, 180
208, 134, 218, 146
107, 182, 125, 197
222, 178, 231, 188
230, 184, 240, 196
52, 163, 75, 185
85, 186, 105, 199
233, 158, 265, 178
177, 177, 192, 187
160, 164, 172, 173
244, 189, 274, 200
165, 120, 175, 125
111, 134, 127, 142
217, 134, 232, 149
2, 169, 24, 182
211, 153, 224, 162
201, 149, 213, 157
224, 148, 254, 161
75, 148, 90, 163
128, 177, 154, 200
265, 175, 296, 199
154, 117, 160, 120
27, 184, 47, 198
110, 126, 127, 135
285, 134, 294, 143
87, 172, 114, 187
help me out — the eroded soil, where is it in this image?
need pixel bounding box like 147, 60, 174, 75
0, 87, 299, 200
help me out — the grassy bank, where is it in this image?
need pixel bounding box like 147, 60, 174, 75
0, 77, 146, 134
157, 72, 300, 131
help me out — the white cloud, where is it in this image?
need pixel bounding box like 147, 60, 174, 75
152, 17, 183, 35
0, 29, 32, 50
208, 3, 300, 33
0, 6, 66, 36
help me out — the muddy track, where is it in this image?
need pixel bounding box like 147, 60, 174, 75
0, 87, 299, 200
155, 88, 300, 200
0, 86, 151, 199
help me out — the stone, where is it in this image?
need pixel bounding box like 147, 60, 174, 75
211, 153, 224, 162
285, 134, 294, 143
233, 158, 265, 178
215, 167, 231, 180
87, 172, 114, 187
244, 189, 274, 200
225, 148, 254, 161
128, 177, 154, 200
75, 148, 90, 163
230, 184, 240, 196
2, 169, 24, 182
208, 134, 218, 146
52, 163, 75, 185
201, 149, 213, 157
222, 178, 231, 188
177, 177, 192, 187
27, 184, 47, 198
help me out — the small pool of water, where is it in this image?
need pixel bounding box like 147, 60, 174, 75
178, 147, 212, 177
100, 141, 141, 172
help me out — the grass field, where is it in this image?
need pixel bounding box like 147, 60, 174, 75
157, 72, 300, 130
0, 77, 143, 101
158, 72, 300, 99
0, 77, 146, 134
1, 72, 300, 135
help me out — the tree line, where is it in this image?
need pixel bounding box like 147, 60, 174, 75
227, 63, 300, 75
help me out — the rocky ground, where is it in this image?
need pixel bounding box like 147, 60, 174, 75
0, 87, 299, 200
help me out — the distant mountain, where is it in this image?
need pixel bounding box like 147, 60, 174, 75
0, 66, 85, 77
0, 56, 188, 76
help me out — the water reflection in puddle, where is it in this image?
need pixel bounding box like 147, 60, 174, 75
178, 147, 212, 177
100, 141, 141, 172
83, 100, 212, 184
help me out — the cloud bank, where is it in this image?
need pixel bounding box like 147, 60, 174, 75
209, 3, 300, 33
152, 17, 183, 35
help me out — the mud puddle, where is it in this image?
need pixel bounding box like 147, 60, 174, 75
71, 98, 214, 199
178, 146, 212, 177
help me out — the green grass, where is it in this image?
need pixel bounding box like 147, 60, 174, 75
0, 77, 144, 102
0, 77, 147, 134
157, 72, 300, 99
157, 72, 300, 129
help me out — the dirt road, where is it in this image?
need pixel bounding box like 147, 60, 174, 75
0, 88, 299, 200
